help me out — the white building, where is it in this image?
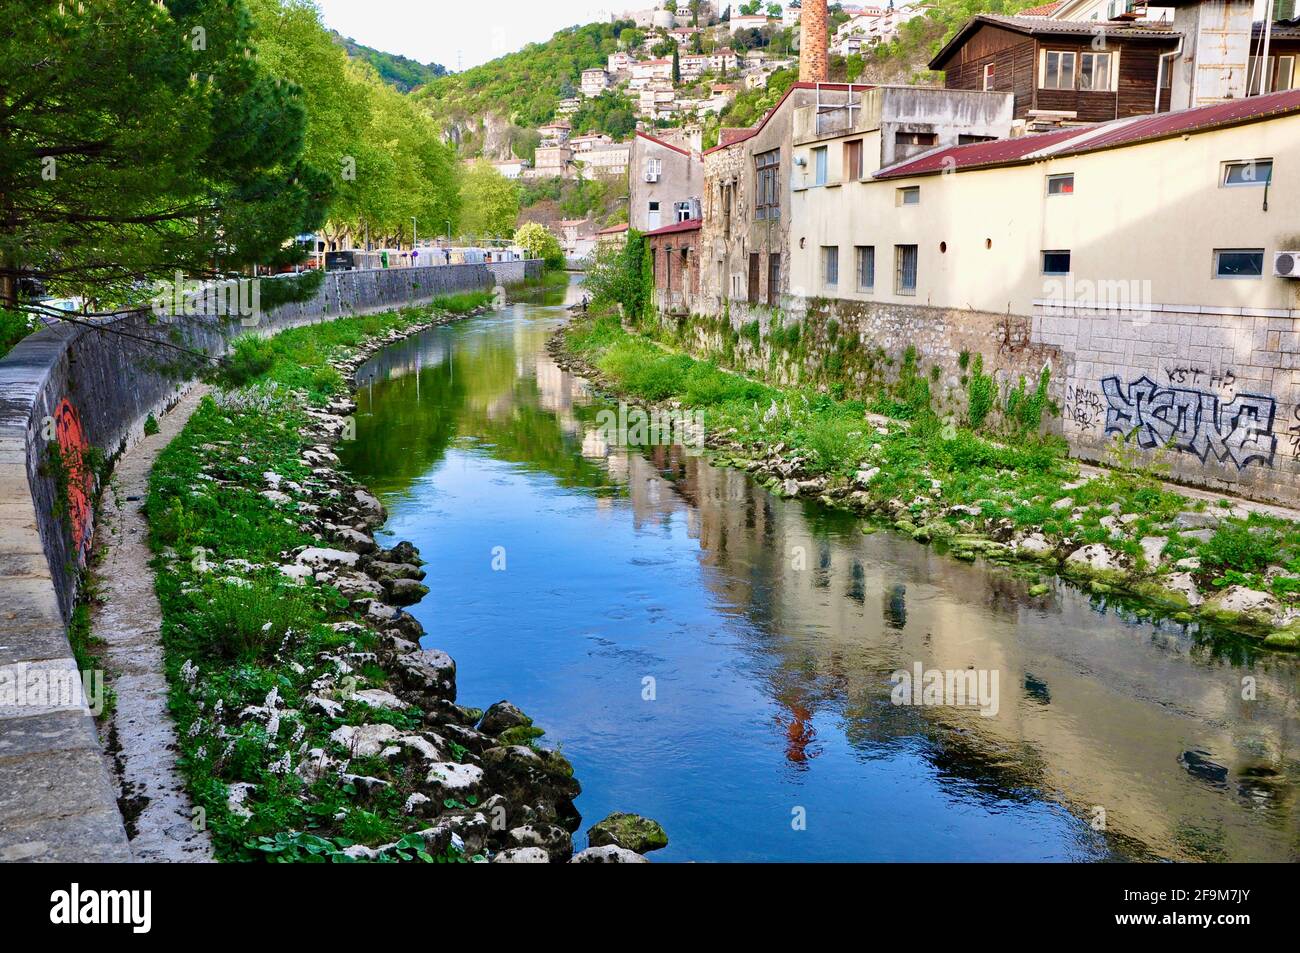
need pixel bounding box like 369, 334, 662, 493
581, 68, 610, 97
729, 13, 773, 33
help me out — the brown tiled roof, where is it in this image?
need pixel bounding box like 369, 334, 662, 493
930, 14, 1177, 69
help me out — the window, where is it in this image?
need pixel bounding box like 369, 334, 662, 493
748, 253, 761, 303
895, 245, 918, 296
1222, 159, 1273, 187
983, 63, 996, 91
813, 146, 828, 186
844, 139, 863, 181
674, 201, 693, 223
1042, 250, 1071, 275
1214, 249, 1265, 278
755, 149, 780, 220
896, 186, 920, 206
768, 254, 780, 307
895, 131, 937, 147
821, 246, 839, 288
721, 182, 733, 239
856, 245, 875, 292
1079, 52, 1111, 91
1046, 173, 1074, 195
647, 200, 661, 229
1042, 51, 1076, 90
646, 157, 662, 180
958, 134, 997, 145
1249, 55, 1297, 94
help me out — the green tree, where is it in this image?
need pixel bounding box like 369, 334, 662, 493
460, 161, 521, 239
1, 0, 326, 310
672, 47, 681, 83
513, 222, 564, 270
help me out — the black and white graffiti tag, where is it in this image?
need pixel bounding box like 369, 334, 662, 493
1101, 374, 1277, 470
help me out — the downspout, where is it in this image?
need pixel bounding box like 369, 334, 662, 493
1155, 36, 1183, 113
1260, 0, 1275, 95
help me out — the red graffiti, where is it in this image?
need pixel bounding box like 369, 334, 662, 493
54, 398, 93, 560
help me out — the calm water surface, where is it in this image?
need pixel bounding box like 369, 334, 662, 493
338, 278, 1300, 862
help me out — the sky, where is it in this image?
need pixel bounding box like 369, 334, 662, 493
314, 0, 631, 71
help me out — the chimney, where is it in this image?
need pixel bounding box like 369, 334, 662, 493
800, 0, 829, 84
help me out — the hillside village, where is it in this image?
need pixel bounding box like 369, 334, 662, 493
459, 1, 948, 254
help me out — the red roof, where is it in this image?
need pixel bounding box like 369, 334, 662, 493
875, 89, 1300, 179
597, 222, 630, 235
1018, 1, 1063, 15
703, 82, 873, 155
635, 130, 698, 159
643, 218, 702, 237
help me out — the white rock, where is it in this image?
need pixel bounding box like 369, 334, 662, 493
493, 847, 550, 864
424, 762, 484, 798
226, 781, 256, 819
350, 689, 410, 711
1203, 586, 1280, 620
280, 563, 314, 584
297, 547, 359, 570
1164, 572, 1203, 608
260, 490, 291, 505
1139, 536, 1168, 567
305, 694, 345, 718
1051, 497, 1075, 511
329, 722, 403, 758
1016, 533, 1053, 556
1066, 544, 1124, 573
854, 467, 880, 487
570, 845, 649, 863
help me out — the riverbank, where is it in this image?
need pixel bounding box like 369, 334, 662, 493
143, 293, 664, 862
554, 313, 1300, 651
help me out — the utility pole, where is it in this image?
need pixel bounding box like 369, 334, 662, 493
412, 217, 418, 248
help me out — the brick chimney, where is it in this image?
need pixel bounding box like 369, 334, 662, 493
799, 0, 829, 84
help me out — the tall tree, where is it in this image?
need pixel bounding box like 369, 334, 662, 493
0, 0, 327, 312
459, 161, 520, 239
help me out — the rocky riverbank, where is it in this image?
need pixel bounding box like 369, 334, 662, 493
145, 299, 666, 862
551, 316, 1300, 652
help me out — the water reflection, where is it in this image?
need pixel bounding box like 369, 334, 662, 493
339, 278, 1300, 863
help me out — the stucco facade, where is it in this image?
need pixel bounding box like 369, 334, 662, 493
786, 95, 1300, 503
629, 131, 703, 233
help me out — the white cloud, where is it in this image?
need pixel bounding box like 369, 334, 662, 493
314, 0, 628, 71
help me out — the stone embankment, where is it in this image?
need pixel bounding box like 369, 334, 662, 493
549, 327, 1300, 651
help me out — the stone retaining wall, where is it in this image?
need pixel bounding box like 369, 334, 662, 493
0, 261, 534, 862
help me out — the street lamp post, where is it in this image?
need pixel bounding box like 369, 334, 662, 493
412, 217, 417, 248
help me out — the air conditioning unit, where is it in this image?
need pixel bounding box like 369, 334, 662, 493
644, 171, 660, 183
1275, 251, 1300, 278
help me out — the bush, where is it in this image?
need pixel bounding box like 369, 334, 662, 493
218, 335, 277, 388
194, 579, 319, 661
0, 308, 36, 359
1199, 523, 1279, 574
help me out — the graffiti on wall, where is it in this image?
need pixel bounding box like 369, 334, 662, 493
53, 398, 94, 562
1100, 374, 1277, 470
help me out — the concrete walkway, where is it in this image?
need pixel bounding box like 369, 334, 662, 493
0, 451, 132, 861
93, 386, 213, 861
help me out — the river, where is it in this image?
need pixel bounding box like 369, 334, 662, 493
337, 277, 1300, 863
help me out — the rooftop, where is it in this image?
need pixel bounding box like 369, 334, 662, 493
875, 88, 1300, 179
644, 218, 702, 237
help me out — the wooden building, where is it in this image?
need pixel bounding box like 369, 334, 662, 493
931, 15, 1180, 124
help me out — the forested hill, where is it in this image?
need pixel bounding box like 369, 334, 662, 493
412, 21, 635, 133
332, 31, 447, 91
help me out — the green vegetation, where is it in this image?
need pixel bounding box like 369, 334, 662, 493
513, 222, 566, 271
459, 161, 522, 240
413, 20, 637, 133
583, 230, 654, 321
0, 308, 36, 360
3, 0, 462, 315
147, 295, 489, 861
570, 90, 638, 140
331, 31, 446, 91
